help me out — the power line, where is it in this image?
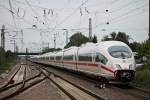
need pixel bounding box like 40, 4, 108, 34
24, 0, 52, 30
94, 4, 148, 28
48, 0, 89, 34
8, 0, 17, 28
14, 0, 64, 11
0, 4, 36, 31
110, 0, 121, 5
110, 10, 147, 25
109, 4, 148, 22
110, 0, 142, 13
59, 0, 89, 26
85, 0, 143, 15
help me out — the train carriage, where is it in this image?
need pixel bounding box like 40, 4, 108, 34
30, 41, 135, 84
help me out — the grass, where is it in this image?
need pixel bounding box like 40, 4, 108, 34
0, 61, 15, 75
133, 60, 150, 90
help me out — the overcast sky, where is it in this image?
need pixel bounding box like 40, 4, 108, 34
0, 0, 149, 52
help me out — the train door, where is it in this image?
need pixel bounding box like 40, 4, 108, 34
77, 53, 100, 74
95, 53, 101, 74
95, 53, 108, 76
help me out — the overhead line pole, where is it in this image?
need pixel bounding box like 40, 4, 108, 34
1, 25, 5, 50
21, 29, 24, 52
54, 33, 57, 49
48, 0, 89, 34
89, 18, 92, 39
62, 29, 68, 45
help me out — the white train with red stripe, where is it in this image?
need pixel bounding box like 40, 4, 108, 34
31, 41, 136, 84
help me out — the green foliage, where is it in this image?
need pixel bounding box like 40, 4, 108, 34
101, 35, 110, 41
64, 32, 98, 48
136, 40, 150, 58
129, 42, 139, 52
134, 60, 150, 89
116, 32, 130, 44
92, 35, 98, 43
0, 48, 15, 74
6, 50, 15, 62
64, 32, 91, 48
101, 32, 130, 45
148, 33, 150, 41
0, 48, 5, 67
133, 36, 150, 89
110, 32, 117, 40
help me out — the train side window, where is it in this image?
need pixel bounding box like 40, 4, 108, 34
63, 55, 73, 61
95, 53, 108, 65
56, 56, 61, 60
50, 56, 54, 60
79, 53, 92, 62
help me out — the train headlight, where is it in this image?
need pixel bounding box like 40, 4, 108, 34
115, 64, 122, 70
129, 64, 134, 70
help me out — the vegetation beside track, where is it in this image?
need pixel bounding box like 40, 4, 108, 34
0, 48, 15, 75
134, 60, 150, 89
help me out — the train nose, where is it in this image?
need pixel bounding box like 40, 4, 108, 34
114, 70, 135, 82
120, 72, 132, 79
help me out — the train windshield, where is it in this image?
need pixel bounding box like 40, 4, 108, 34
108, 46, 132, 59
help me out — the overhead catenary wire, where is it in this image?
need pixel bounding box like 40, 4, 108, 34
48, 0, 89, 34
0, 0, 148, 51
94, 3, 148, 28
109, 4, 148, 23
0, 4, 34, 29
24, 0, 53, 30
0, 3, 52, 47
8, 0, 17, 28
87, 0, 143, 14
110, 0, 121, 5
21, 0, 62, 28
109, 10, 148, 25
110, 0, 142, 13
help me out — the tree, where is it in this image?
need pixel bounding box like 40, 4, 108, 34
116, 32, 130, 45
148, 33, 150, 55
64, 32, 91, 48
92, 35, 98, 43
136, 40, 150, 58
129, 42, 139, 52
0, 48, 5, 67
148, 33, 150, 41
5, 50, 15, 62
101, 35, 110, 41
110, 32, 117, 40
101, 32, 130, 45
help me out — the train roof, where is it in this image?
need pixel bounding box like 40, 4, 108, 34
38, 41, 129, 57
96, 41, 127, 47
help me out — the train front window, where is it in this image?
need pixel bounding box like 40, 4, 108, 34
108, 46, 132, 59
95, 53, 108, 65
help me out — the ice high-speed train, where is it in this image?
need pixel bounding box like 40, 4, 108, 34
30, 41, 135, 84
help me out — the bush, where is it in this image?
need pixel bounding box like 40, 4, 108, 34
134, 60, 150, 89
0, 48, 5, 67
0, 48, 15, 74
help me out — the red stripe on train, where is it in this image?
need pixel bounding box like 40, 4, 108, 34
101, 65, 114, 73
63, 61, 114, 73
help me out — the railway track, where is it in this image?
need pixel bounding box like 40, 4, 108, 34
34, 62, 150, 100
0, 64, 22, 88
109, 84, 150, 100
1, 61, 149, 100
36, 66, 104, 100
0, 63, 45, 100
0, 62, 105, 100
